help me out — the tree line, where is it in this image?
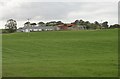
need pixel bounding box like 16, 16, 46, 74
2, 19, 120, 33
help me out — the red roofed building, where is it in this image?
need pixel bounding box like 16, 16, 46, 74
57, 23, 86, 30
58, 24, 68, 30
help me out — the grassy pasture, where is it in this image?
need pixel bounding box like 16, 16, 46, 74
2, 29, 118, 77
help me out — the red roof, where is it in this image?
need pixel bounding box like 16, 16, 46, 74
58, 24, 75, 27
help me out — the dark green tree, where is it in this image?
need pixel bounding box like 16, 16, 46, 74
110, 24, 120, 28
74, 20, 80, 25
56, 21, 63, 25
102, 21, 109, 29
84, 21, 91, 29
38, 22, 45, 26
94, 21, 101, 29
46, 21, 57, 26
30, 23, 37, 27
5, 19, 17, 33
79, 19, 85, 25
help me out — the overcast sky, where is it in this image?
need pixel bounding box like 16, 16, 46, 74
0, 0, 119, 28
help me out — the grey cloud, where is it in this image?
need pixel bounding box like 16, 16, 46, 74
0, 2, 83, 20
0, 2, 118, 28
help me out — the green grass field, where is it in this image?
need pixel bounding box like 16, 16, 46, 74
2, 29, 118, 77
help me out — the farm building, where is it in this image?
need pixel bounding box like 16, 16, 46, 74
17, 25, 58, 32
17, 21, 86, 32
17, 22, 59, 32
58, 24, 86, 30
